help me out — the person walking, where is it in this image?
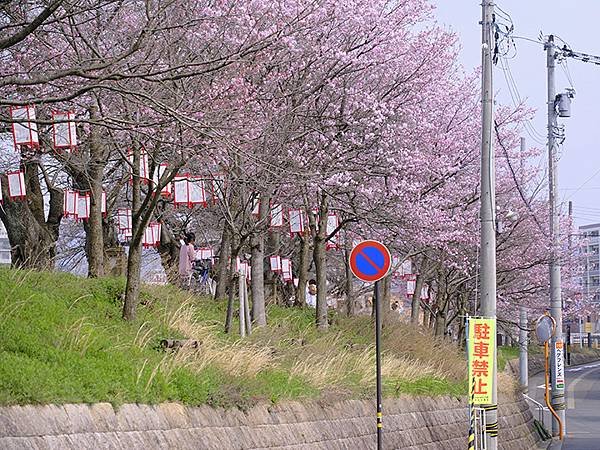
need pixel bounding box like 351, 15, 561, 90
178, 232, 196, 289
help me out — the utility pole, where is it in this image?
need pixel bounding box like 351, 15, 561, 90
480, 2, 497, 448
519, 306, 528, 393
545, 34, 566, 437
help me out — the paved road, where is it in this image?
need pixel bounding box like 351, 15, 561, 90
528, 360, 600, 450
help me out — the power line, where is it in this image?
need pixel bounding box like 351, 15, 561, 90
564, 166, 600, 202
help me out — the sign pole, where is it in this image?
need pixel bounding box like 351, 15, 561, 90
374, 279, 383, 450
348, 239, 391, 450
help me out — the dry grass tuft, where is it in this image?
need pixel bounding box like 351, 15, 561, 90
161, 297, 274, 377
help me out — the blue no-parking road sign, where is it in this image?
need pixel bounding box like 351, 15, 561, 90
349, 240, 392, 283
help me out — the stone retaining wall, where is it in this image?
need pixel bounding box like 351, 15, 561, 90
0, 394, 539, 450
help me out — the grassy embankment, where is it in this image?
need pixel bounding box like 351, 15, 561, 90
0, 268, 467, 408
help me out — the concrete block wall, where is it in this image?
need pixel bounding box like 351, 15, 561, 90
0, 394, 539, 449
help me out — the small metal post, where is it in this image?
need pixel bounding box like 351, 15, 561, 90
519, 307, 528, 393
588, 315, 592, 348
239, 274, 246, 337
374, 280, 383, 449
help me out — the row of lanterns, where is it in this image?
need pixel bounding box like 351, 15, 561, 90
10, 106, 77, 151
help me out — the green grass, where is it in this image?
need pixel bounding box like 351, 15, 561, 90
498, 346, 520, 371
0, 268, 467, 407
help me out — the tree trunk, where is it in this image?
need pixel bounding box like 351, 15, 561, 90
434, 309, 447, 336
411, 274, 425, 325
295, 233, 311, 307
225, 240, 240, 334
313, 192, 328, 331
250, 193, 269, 326
267, 228, 281, 304
344, 237, 354, 316
86, 105, 106, 278
215, 224, 231, 300
123, 147, 143, 321
0, 159, 62, 269
102, 219, 126, 276
156, 222, 180, 283
250, 236, 266, 325
123, 239, 142, 320
382, 274, 391, 311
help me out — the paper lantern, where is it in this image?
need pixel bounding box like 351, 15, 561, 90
0, 178, 3, 204
127, 149, 149, 182
173, 175, 189, 207
401, 259, 412, 276
238, 260, 248, 276
195, 247, 214, 260
269, 255, 282, 272
270, 203, 283, 228
117, 208, 132, 231
101, 190, 107, 217
251, 196, 260, 217
288, 209, 305, 235
7, 171, 26, 199
63, 190, 78, 217
76, 192, 90, 221
52, 111, 77, 151
152, 163, 172, 197
420, 285, 429, 300
143, 226, 155, 248
188, 176, 207, 207
10, 106, 39, 149
326, 212, 339, 250
150, 221, 161, 247
406, 279, 416, 296
281, 258, 292, 282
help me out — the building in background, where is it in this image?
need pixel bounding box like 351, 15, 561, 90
581, 223, 600, 304
0, 221, 10, 265
579, 223, 600, 338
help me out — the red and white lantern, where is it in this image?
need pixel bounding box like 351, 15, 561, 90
251, 196, 260, 217
117, 208, 132, 232
269, 255, 282, 272
270, 203, 283, 228
52, 111, 77, 151
10, 106, 39, 149
407, 279, 416, 296
401, 259, 412, 277
150, 221, 161, 246
143, 226, 155, 248
173, 175, 189, 207
7, 171, 26, 200
326, 212, 339, 250
63, 190, 78, 217
76, 192, 90, 221
281, 258, 293, 282
288, 209, 305, 235
152, 163, 172, 197
101, 190, 107, 217
128, 149, 149, 182
188, 176, 207, 207
195, 247, 214, 260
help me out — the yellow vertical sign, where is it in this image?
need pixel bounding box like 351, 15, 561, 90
468, 318, 496, 405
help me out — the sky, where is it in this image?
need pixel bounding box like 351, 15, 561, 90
432, 0, 600, 228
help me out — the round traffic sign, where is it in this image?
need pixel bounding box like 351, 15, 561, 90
349, 240, 392, 282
